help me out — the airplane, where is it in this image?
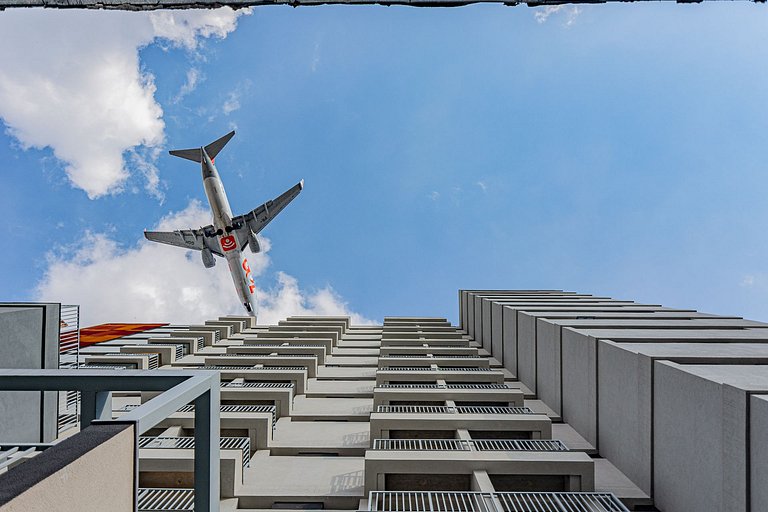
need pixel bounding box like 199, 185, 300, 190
143, 131, 303, 318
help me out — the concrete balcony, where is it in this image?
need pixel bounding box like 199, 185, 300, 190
369, 408, 552, 442
364, 450, 595, 493
84, 353, 159, 370
151, 336, 205, 355
220, 379, 294, 417
373, 384, 524, 407
380, 346, 479, 357
120, 344, 185, 366
381, 338, 473, 348
378, 356, 489, 369
376, 367, 505, 386
196, 366, 308, 394
256, 327, 341, 345
365, 491, 629, 512
235, 336, 335, 353
226, 344, 327, 361
204, 354, 318, 378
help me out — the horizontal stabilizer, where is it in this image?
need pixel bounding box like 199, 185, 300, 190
169, 130, 236, 163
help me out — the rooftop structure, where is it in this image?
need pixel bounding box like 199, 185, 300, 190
0, 290, 765, 512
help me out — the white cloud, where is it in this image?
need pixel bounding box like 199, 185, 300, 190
429, 191, 440, 201
476, 181, 487, 193
0, 8, 249, 199
35, 200, 374, 327
534, 5, 581, 26
741, 275, 756, 287
173, 68, 203, 104
222, 91, 241, 115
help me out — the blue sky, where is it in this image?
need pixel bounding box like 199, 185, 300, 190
1, 3, 768, 325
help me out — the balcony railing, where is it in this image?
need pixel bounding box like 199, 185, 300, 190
455, 406, 533, 415
123, 403, 277, 428
138, 488, 194, 512
376, 383, 511, 390
221, 381, 295, 389
138, 436, 251, 467
371, 439, 568, 452
375, 405, 534, 415
379, 367, 495, 372
367, 492, 629, 512
376, 405, 455, 414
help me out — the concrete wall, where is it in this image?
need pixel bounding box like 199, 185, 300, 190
751, 394, 768, 512
0, 424, 135, 512
0, 304, 60, 442
653, 363, 738, 512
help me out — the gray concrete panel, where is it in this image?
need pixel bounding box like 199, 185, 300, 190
561, 328, 768, 452
502, 307, 517, 377
0, 304, 60, 442
751, 394, 768, 512
490, 304, 504, 366
536, 317, 768, 420
560, 329, 598, 447
653, 363, 736, 512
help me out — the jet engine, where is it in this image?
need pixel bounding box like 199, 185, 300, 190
248, 233, 261, 254
201, 247, 216, 268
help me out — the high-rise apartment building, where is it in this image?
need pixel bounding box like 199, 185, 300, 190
1, 290, 766, 512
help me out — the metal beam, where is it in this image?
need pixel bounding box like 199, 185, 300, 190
0, 0, 761, 10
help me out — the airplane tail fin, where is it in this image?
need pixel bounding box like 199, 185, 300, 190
169, 130, 236, 163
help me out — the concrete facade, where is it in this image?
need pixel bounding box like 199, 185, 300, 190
0, 304, 60, 442
2, 290, 766, 512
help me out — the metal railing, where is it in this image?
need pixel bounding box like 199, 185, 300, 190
383, 355, 481, 359
446, 383, 510, 389
138, 436, 251, 467
472, 439, 567, 451
80, 364, 129, 370
375, 405, 534, 415
0, 444, 51, 472
456, 406, 534, 415
57, 305, 80, 435
377, 384, 441, 389
376, 405, 455, 414
138, 488, 194, 511
371, 439, 568, 452
367, 492, 629, 512
368, 491, 494, 512
376, 383, 512, 390
379, 367, 494, 372
222, 381, 295, 389
117, 352, 160, 370
0, 369, 221, 512
372, 439, 470, 451
495, 492, 628, 511
147, 343, 187, 359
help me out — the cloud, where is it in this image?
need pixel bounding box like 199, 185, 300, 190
741, 275, 756, 287
0, 8, 249, 199
173, 68, 203, 104
476, 181, 487, 193
534, 5, 582, 26
35, 200, 374, 327
429, 191, 440, 201
222, 91, 242, 115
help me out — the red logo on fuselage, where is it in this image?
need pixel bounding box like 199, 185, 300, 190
242, 258, 255, 294
220, 235, 236, 252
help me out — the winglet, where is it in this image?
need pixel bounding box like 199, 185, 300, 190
169, 131, 236, 163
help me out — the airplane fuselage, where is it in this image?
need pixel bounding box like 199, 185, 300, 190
201, 150, 258, 316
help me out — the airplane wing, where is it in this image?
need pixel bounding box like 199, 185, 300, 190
144, 228, 224, 256
233, 180, 304, 238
